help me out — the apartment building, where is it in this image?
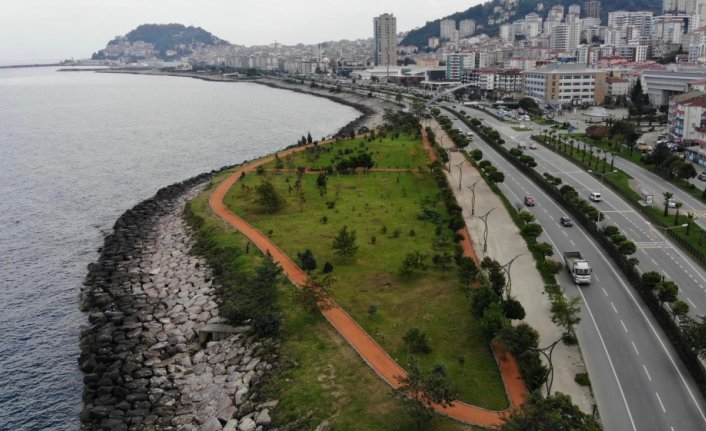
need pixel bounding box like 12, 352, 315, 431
373, 13, 397, 66
523, 63, 607, 106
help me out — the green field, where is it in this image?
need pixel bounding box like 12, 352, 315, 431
187, 133, 510, 429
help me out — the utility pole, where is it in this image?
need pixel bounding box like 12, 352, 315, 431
466, 179, 480, 216
478, 208, 495, 252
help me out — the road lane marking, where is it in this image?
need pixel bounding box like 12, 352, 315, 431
562, 230, 568, 237
632, 341, 640, 356
611, 302, 618, 313
651, 258, 659, 266
621, 320, 628, 333
570, 239, 576, 246
687, 297, 696, 308
643, 364, 652, 381
656, 392, 666, 413
602, 287, 608, 296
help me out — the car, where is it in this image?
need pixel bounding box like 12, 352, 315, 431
529, 142, 538, 149
560, 216, 573, 227
698, 173, 706, 181
524, 195, 536, 206
589, 192, 602, 202
518, 142, 528, 149
667, 198, 677, 208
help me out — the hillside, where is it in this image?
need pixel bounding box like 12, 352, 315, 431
401, 0, 662, 48
92, 23, 229, 60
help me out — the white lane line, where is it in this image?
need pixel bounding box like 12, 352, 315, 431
656, 392, 667, 413
632, 341, 640, 356
570, 239, 576, 246
562, 230, 568, 237
687, 297, 697, 308
602, 287, 608, 296
611, 302, 618, 314
621, 320, 628, 333
643, 364, 652, 382
651, 258, 659, 266
594, 274, 600, 282
542, 207, 548, 213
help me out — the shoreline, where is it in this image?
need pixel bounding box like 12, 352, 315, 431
93, 69, 397, 132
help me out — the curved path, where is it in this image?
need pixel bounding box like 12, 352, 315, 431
209, 143, 526, 428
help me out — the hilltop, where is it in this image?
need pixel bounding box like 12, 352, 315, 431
401, 0, 662, 47
91, 23, 230, 61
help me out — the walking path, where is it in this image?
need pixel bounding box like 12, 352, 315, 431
208, 139, 526, 428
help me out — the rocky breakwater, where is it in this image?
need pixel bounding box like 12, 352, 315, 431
80, 173, 277, 431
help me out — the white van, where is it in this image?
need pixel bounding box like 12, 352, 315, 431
589, 192, 602, 202
518, 142, 528, 149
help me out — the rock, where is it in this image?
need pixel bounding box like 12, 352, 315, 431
216, 396, 236, 422
235, 386, 249, 405
255, 408, 271, 425
237, 417, 256, 431
314, 420, 331, 431
200, 416, 223, 431
223, 419, 239, 431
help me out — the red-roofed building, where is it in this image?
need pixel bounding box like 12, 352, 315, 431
668, 91, 706, 144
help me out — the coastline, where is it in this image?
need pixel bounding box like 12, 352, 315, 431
92, 69, 397, 131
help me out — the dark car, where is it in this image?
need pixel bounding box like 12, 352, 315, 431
699, 173, 706, 181
524, 195, 535, 206
560, 216, 573, 227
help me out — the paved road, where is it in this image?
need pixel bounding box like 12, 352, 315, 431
464, 107, 706, 319
444, 107, 706, 431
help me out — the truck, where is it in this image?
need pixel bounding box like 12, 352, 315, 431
563, 251, 592, 284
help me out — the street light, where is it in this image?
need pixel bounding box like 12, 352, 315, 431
456, 161, 464, 190
648, 223, 688, 236
501, 253, 524, 298
466, 179, 480, 216
588, 169, 618, 223
478, 208, 495, 252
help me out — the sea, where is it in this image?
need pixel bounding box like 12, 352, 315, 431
0, 67, 360, 430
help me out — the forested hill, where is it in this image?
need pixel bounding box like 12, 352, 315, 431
119, 23, 229, 51
401, 0, 663, 48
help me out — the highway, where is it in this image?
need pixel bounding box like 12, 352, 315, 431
464, 108, 706, 318
443, 107, 706, 431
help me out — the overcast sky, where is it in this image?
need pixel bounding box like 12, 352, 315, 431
0, 0, 480, 64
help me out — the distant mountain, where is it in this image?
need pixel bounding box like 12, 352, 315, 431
92, 23, 229, 61
401, 0, 663, 48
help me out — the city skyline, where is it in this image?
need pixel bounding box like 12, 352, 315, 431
0, 0, 478, 64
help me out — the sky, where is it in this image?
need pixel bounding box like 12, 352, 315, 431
0, 0, 481, 64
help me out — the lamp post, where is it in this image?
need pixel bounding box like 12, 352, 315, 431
648, 222, 688, 237
478, 208, 495, 252
466, 179, 480, 216
501, 253, 524, 298
456, 161, 464, 190
588, 169, 618, 223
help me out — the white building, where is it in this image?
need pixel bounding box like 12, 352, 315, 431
523, 63, 607, 105
373, 13, 397, 66
608, 11, 654, 36
459, 19, 476, 37
440, 19, 457, 39
500, 23, 516, 41
550, 22, 582, 51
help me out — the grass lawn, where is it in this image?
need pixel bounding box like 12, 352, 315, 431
262, 133, 431, 171
225, 169, 509, 410
187, 179, 482, 430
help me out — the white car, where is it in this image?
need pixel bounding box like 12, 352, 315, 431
667, 198, 677, 208
529, 142, 538, 149
589, 192, 602, 202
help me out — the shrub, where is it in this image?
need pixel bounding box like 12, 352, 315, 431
403, 328, 432, 354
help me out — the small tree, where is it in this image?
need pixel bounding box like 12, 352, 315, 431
457, 256, 477, 287
523, 223, 543, 239
296, 274, 335, 315
297, 249, 317, 272
534, 242, 554, 258
518, 211, 536, 224
618, 240, 637, 256
332, 225, 358, 259
500, 391, 601, 431
471, 149, 483, 161
393, 358, 455, 431
400, 251, 428, 277
255, 180, 285, 213
480, 302, 509, 339
550, 295, 582, 339
663, 191, 673, 216
671, 300, 690, 320
656, 280, 679, 306
403, 328, 432, 354
503, 297, 526, 320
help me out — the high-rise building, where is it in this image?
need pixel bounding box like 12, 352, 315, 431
608, 11, 653, 36
440, 19, 457, 39
373, 13, 397, 66
584, 0, 601, 19
550, 22, 582, 50
500, 23, 516, 41
568, 4, 582, 17
459, 19, 476, 37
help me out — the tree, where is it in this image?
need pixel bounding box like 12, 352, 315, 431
641, 271, 662, 291
519, 97, 540, 115
403, 328, 432, 354
307, 132, 313, 144
480, 302, 509, 339
503, 297, 526, 320
681, 316, 706, 358
618, 240, 637, 256
518, 211, 536, 224
663, 191, 673, 216
489, 171, 505, 182
393, 358, 455, 431
457, 256, 477, 287
674, 201, 684, 225
655, 280, 679, 306
432, 252, 453, 275
670, 300, 690, 320
629, 79, 649, 115
400, 251, 427, 277
500, 391, 601, 431
332, 225, 358, 259
471, 149, 483, 161
316, 172, 328, 194
296, 274, 335, 314
471, 285, 501, 317
686, 212, 695, 235
550, 295, 582, 339
523, 223, 543, 239
255, 180, 285, 213
534, 242, 554, 258
297, 249, 317, 272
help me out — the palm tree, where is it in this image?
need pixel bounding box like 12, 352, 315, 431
686, 212, 695, 235
663, 192, 673, 216
674, 202, 683, 225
